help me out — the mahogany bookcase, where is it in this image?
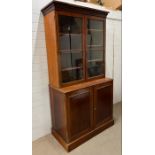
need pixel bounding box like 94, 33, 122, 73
42, 0, 114, 151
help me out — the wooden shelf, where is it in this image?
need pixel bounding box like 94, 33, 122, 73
60, 49, 82, 53
61, 66, 82, 72
59, 33, 82, 36
88, 29, 103, 32
88, 59, 103, 62
87, 49, 103, 51
87, 45, 103, 47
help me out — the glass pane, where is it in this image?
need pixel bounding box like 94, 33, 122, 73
58, 15, 83, 83
59, 15, 82, 33
61, 69, 83, 83
87, 31, 103, 46
88, 51, 103, 61
87, 19, 105, 78
60, 52, 83, 69
59, 34, 82, 50
87, 19, 103, 30
88, 46, 103, 51
88, 62, 104, 77
87, 19, 103, 46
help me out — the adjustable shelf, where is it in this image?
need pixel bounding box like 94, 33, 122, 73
87, 45, 103, 47
88, 59, 103, 62
59, 49, 82, 53
88, 29, 103, 32
61, 66, 82, 72
59, 33, 82, 36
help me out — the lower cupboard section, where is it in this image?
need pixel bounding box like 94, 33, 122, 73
49, 78, 114, 151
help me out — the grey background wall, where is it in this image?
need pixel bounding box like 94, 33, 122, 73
106, 12, 122, 104
32, 0, 122, 141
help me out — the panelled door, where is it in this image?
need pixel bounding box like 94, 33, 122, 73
67, 88, 93, 141
93, 83, 113, 127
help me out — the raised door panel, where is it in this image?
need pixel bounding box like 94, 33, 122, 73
94, 83, 113, 127
67, 88, 93, 141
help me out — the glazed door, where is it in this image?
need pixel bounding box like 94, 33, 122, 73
58, 13, 85, 84
67, 88, 93, 141
86, 17, 105, 79
94, 83, 113, 127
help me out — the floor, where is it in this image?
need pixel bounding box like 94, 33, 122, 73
32, 102, 122, 155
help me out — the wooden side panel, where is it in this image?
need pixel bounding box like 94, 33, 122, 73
50, 88, 68, 142
94, 82, 113, 127
44, 12, 60, 87
67, 88, 93, 141
49, 86, 56, 130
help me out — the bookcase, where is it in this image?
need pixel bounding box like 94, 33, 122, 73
42, 0, 114, 151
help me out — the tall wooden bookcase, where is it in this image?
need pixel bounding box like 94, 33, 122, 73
42, 0, 114, 152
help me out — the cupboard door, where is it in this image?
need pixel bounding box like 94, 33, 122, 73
58, 14, 84, 84
94, 83, 113, 127
67, 88, 93, 140
86, 17, 105, 78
